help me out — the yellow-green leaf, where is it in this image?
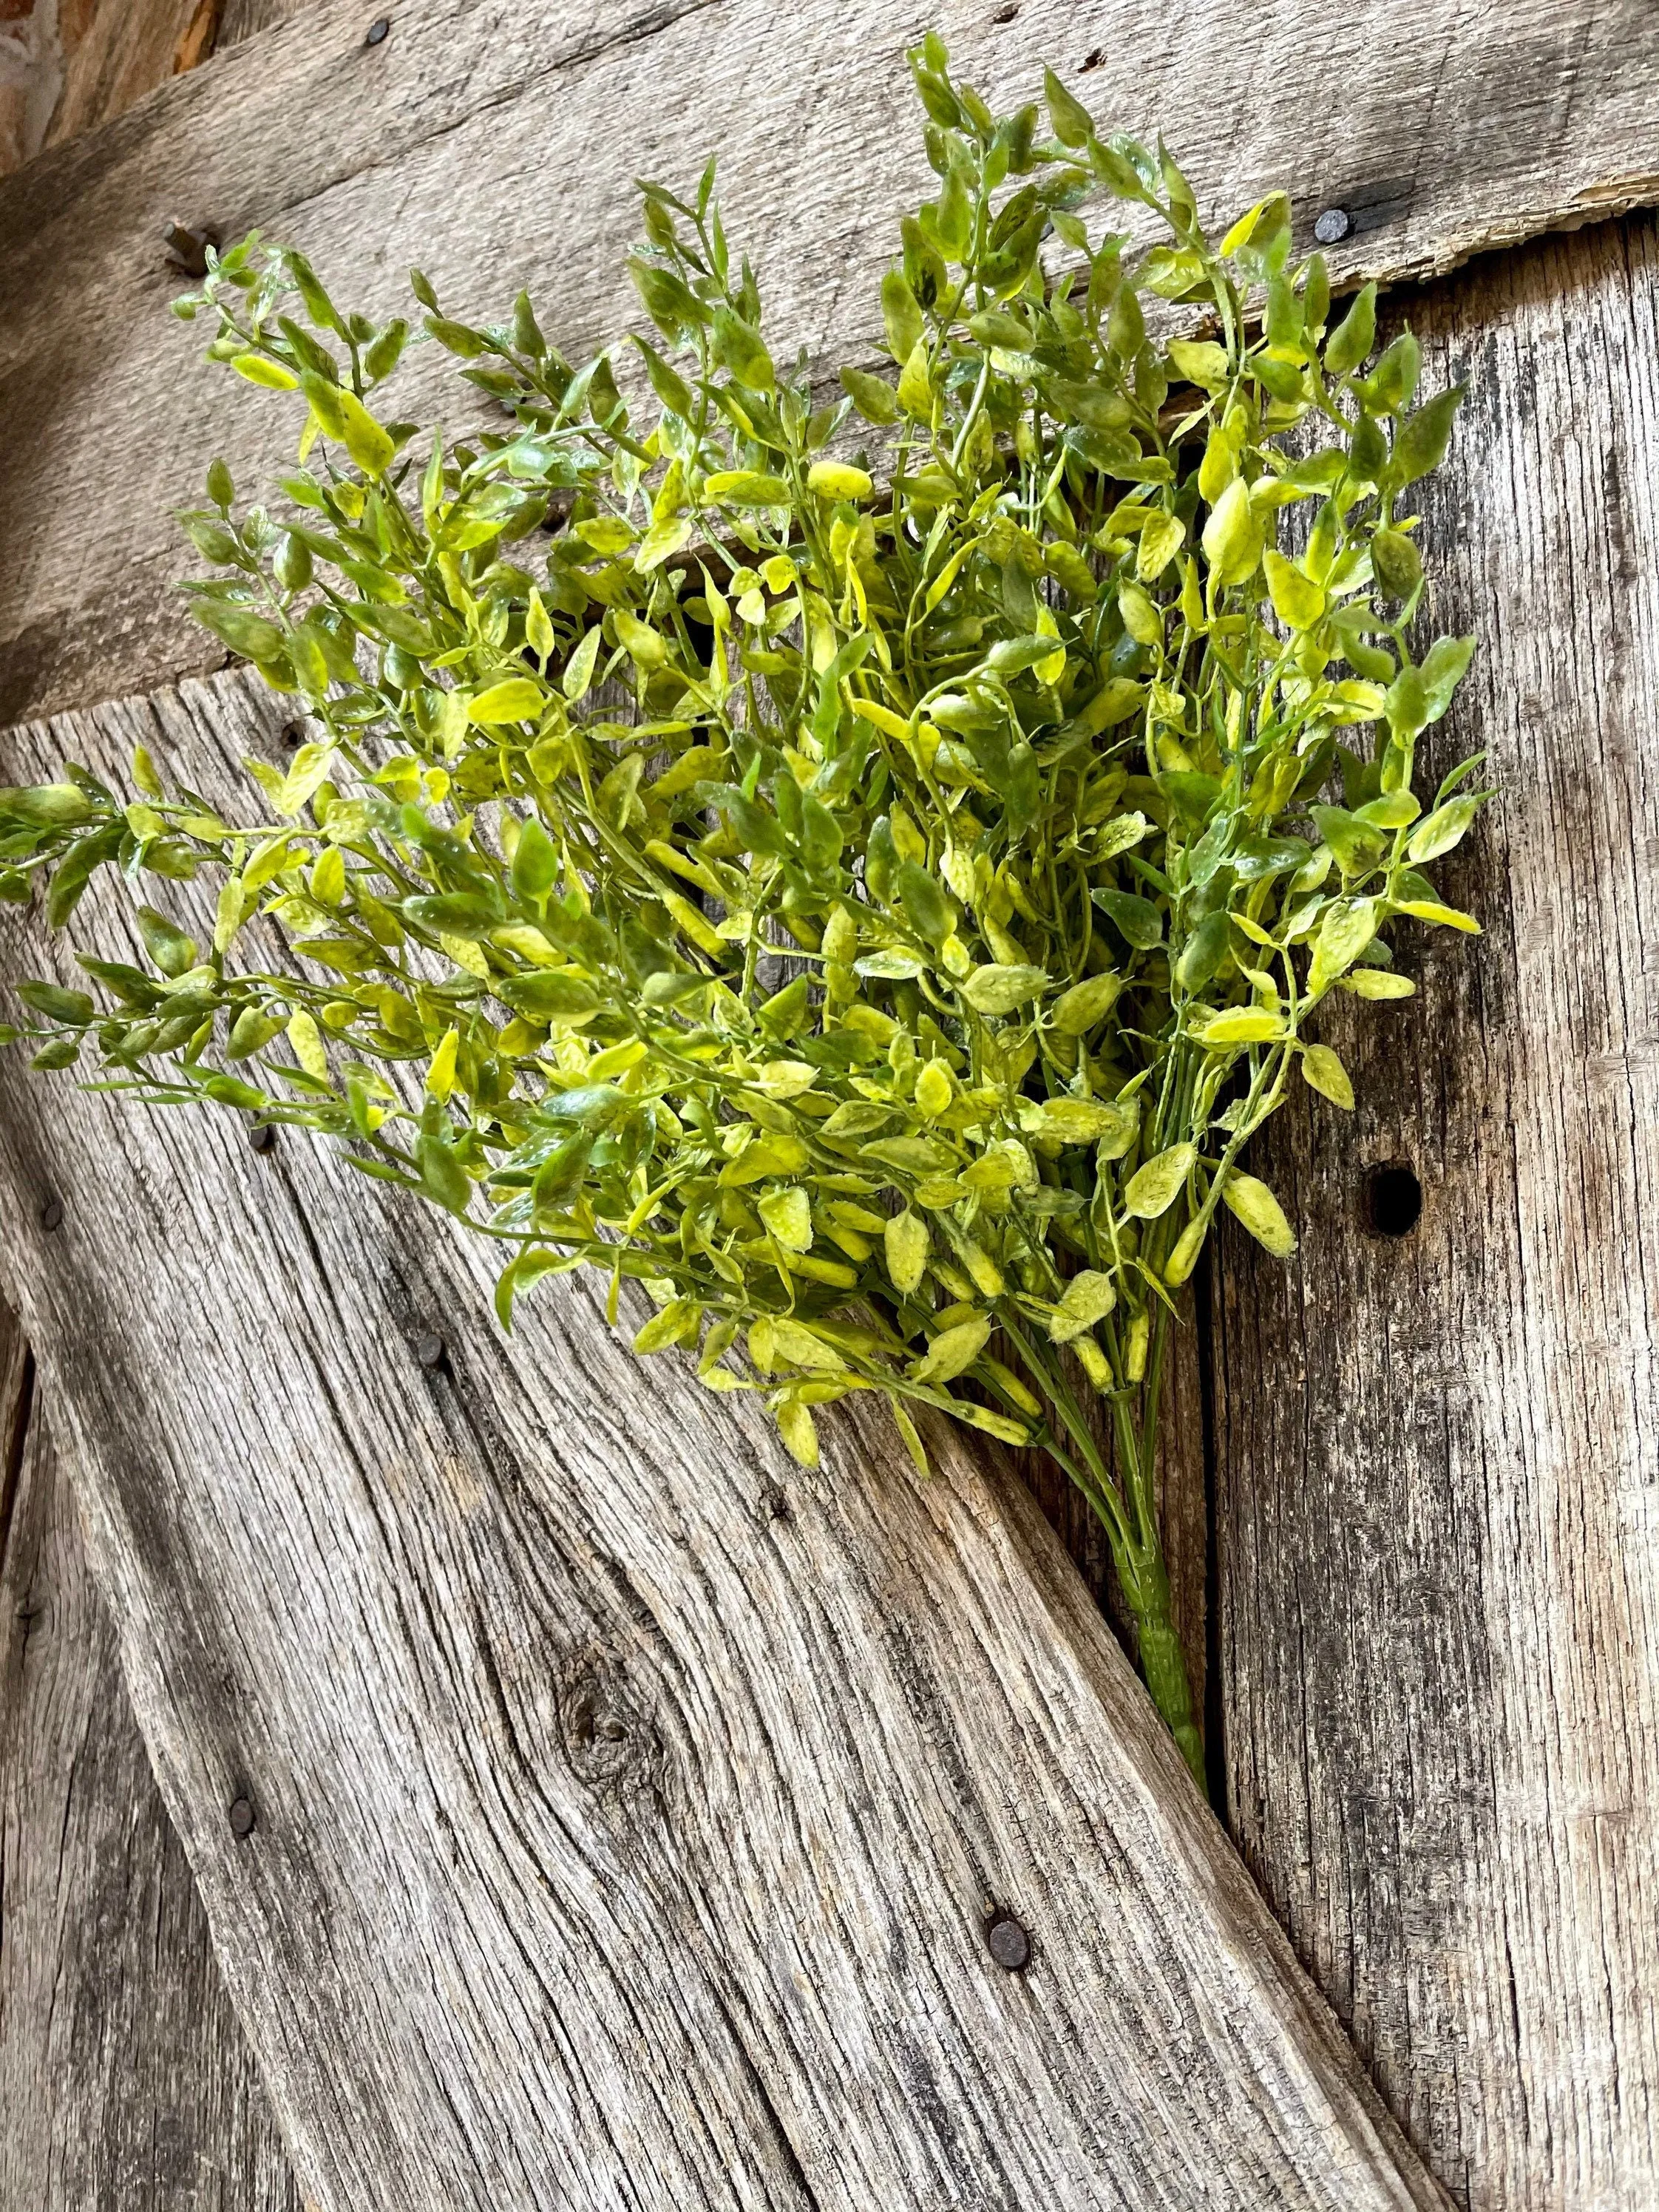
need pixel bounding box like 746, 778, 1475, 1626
1124, 1141, 1195, 1219
1395, 898, 1482, 932
336, 389, 395, 477
776, 1396, 820, 1467
614, 608, 669, 668
960, 963, 1048, 1015
426, 1025, 459, 1100
1222, 1171, 1297, 1256
807, 460, 874, 502
1263, 547, 1326, 630
1167, 338, 1231, 389
1136, 511, 1185, 581
1195, 1008, 1285, 1047
915, 1316, 991, 1382
1048, 1269, 1116, 1343
287, 1008, 328, 1082
469, 679, 546, 725
1301, 1042, 1354, 1109
1340, 968, 1417, 1000
1163, 1216, 1206, 1286
898, 339, 934, 421
1201, 477, 1261, 586
885, 1209, 929, 1295
232, 353, 300, 390
1049, 971, 1122, 1034
758, 1186, 813, 1252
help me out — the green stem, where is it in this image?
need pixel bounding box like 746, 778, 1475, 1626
1121, 1547, 1206, 1788
997, 1307, 1204, 1788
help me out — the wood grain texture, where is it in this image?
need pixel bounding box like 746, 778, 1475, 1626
215, 0, 308, 48
43, 0, 209, 152
4, 0, 1659, 722
1212, 211, 1659, 2211
0, 1295, 302, 2211
0, 676, 1446, 2211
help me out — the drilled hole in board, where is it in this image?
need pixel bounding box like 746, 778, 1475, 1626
1363, 1161, 1422, 1238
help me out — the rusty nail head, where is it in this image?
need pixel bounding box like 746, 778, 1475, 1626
163, 219, 217, 277
1313, 206, 1352, 246
365, 16, 390, 43
416, 1332, 445, 1369
249, 1123, 277, 1154
986, 1911, 1031, 1972
228, 1794, 257, 1838
39, 1197, 64, 1232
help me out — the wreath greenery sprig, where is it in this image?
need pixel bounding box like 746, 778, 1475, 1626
0, 35, 1488, 1780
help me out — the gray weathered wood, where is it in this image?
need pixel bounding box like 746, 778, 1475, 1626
1212, 208, 1659, 2210
0, 1295, 302, 2211
4, 0, 1659, 723
0, 676, 1446, 2211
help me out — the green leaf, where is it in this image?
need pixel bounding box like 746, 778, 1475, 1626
1263, 548, 1325, 630
840, 365, 900, 425
1393, 385, 1464, 484
1124, 1142, 1195, 1219
885, 1209, 929, 1295
17, 982, 95, 1025
1309, 896, 1379, 991
1022, 1096, 1137, 1154
758, 1186, 813, 1252
915, 1316, 991, 1382
512, 815, 560, 900
711, 306, 774, 392
137, 906, 198, 979
1048, 1269, 1116, 1343
959, 963, 1048, 1015
1371, 528, 1422, 600
1043, 65, 1093, 148
469, 679, 546, 725
1201, 477, 1262, 586
417, 1132, 472, 1213
1324, 283, 1377, 376
1301, 1042, 1355, 1109
1091, 887, 1163, 949
0, 782, 95, 828
1221, 1171, 1297, 1256
1407, 791, 1485, 863
498, 968, 600, 1020
1050, 971, 1122, 1034
881, 268, 925, 366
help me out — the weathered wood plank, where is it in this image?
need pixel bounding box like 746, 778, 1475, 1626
0, 1296, 302, 2211
1212, 209, 1659, 2209
43, 0, 209, 153
0, 675, 1446, 2211
4, 0, 1659, 722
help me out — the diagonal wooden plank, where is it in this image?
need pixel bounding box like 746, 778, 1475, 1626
4, 0, 1659, 723
0, 671, 1445, 2210
1211, 208, 1659, 2208
0, 1296, 302, 2211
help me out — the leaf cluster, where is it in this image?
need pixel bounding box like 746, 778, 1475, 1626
0, 36, 1490, 1769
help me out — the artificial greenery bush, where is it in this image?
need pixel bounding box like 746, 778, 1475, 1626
0, 38, 1488, 1781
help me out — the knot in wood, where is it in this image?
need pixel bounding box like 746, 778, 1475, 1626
557, 1660, 660, 1797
